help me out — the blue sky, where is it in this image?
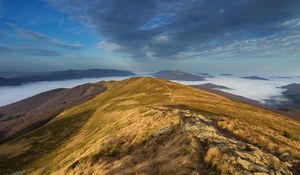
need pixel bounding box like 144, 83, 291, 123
0, 0, 300, 75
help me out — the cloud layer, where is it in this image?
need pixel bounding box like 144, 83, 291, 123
0, 76, 131, 107
47, 0, 300, 60
174, 76, 300, 104
0, 45, 62, 56
8, 24, 83, 49
1, 74, 299, 107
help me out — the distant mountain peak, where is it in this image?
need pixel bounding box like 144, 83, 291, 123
241, 76, 269, 80
153, 70, 205, 81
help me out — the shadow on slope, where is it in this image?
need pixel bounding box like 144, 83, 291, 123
0, 82, 107, 143
0, 109, 95, 174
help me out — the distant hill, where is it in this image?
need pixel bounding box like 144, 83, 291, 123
153, 70, 205, 81
198, 83, 230, 90
282, 83, 300, 106
0, 69, 134, 86
0, 77, 299, 174
275, 83, 300, 119
0, 77, 22, 86
0, 82, 108, 143
197, 72, 214, 78
221, 73, 234, 76
241, 76, 269, 80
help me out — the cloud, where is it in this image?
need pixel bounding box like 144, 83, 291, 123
97, 40, 122, 51
47, 0, 300, 60
176, 33, 300, 59
9, 24, 82, 49
173, 76, 300, 104
0, 76, 131, 107
0, 45, 63, 56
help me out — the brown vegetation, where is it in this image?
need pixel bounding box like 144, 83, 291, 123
0, 77, 299, 174
0, 82, 107, 143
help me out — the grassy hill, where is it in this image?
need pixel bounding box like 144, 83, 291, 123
0, 77, 299, 174
0, 82, 107, 143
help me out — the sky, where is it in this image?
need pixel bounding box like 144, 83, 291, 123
1, 0, 300, 75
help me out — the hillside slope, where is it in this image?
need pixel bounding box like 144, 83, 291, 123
0, 82, 108, 143
0, 77, 299, 175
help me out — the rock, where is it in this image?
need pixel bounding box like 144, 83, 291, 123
180, 110, 294, 175
237, 157, 252, 171
281, 152, 290, 158
284, 162, 292, 168
252, 164, 269, 172
253, 173, 269, 175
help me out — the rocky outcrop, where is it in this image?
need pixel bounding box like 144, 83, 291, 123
179, 110, 296, 175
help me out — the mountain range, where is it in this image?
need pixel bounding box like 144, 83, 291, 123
0, 69, 134, 86
153, 70, 206, 81
0, 77, 299, 174
241, 76, 270, 81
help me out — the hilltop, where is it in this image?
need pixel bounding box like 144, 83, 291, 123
0, 77, 299, 174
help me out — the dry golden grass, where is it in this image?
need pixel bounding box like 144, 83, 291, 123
204, 147, 236, 174
217, 117, 300, 158
0, 77, 299, 175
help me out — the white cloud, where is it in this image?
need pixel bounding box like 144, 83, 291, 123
282, 18, 300, 28
9, 24, 83, 49
1, 75, 299, 107
97, 41, 122, 51
176, 33, 300, 59
0, 76, 131, 107
172, 76, 300, 104
153, 34, 170, 43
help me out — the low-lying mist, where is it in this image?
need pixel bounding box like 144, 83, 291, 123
172, 76, 300, 105
0, 75, 299, 107
0, 76, 131, 107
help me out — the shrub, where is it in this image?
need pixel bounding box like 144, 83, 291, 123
107, 145, 119, 157
282, 131, 291, 138
205, 147, 220, 166
182, 148, 192, 156
69, 160, 80, 170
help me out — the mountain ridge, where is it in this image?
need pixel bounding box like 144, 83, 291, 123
0, 69, 134, 87
0, 77, 299, 174
153, 70, 205, 81
0, 82, 109, 143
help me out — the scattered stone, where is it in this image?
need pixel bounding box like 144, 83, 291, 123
284, 162, 292, 168
253, 172, 269, 175
179, 110, 294, 175
252, 164, 269, 172
237, 157, 252, 171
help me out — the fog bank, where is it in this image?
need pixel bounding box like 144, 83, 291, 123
172, 76, 300, 104
0, 76, 131, 107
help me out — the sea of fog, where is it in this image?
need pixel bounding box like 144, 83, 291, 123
0, 76, 132, 107
173, 76, 300, 104
0, 75, 299, 107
